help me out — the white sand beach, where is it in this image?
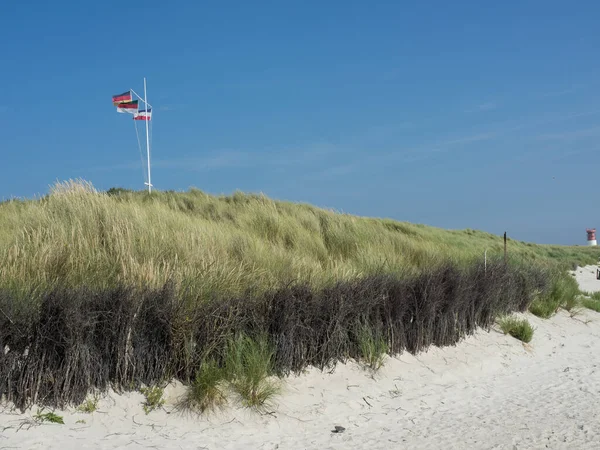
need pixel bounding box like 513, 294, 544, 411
2, 266, 600, 450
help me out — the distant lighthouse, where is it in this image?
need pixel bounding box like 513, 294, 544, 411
587, 228, 597, 246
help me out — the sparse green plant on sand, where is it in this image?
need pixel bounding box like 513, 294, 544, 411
140, 386, 165, 414
388, 384, 401, 399
567, 304, 584, 319
356, 324, 388, 372
499, 316, 534, 343
225, 334, 281, 410
185, 359, 227, 413
77, 394, 99, 413
34, 409, 64, 424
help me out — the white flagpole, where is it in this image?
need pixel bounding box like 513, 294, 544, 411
144, 77, 152, 193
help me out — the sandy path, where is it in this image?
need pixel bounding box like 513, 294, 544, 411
573, 264, 600, 293
2, 267, 600, 449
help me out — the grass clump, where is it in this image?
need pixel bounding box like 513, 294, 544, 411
225, 335, 281, 410
185, 359, 227, 413
530, 271, 581, 318
140, 386, 165, 414
77, 395, 99, 413
562, 292, 580, 312
499, 316, 534, 343
355, 324, 388, 371
581, 298, 600, 313
578, 291, 600, 312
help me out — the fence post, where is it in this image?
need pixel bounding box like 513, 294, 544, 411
485, 248, 488, 274
504, 232, 507, 265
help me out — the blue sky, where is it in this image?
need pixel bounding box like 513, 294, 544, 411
1, 1, 599, 245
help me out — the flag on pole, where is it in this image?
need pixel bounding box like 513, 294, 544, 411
133, 108, 152, 121
116, 100, 138, 113
112, 91, 132, 105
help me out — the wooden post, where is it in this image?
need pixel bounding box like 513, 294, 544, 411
504, 232, 507, 264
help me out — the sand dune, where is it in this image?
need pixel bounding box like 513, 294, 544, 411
2, 267, 600, 449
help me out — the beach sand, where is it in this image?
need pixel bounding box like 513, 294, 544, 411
2, 266, 600, 449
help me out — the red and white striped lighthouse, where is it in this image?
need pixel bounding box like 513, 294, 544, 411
586, 228, 597, 246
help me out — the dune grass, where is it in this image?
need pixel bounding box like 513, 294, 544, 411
225, 335, 281, 410
0, 180, 597, 304
579, 292, 600, 313
140, 386, 165, 414
1, 180, 598, 409
582, 291, 600, 303
183, 337, 281, 413
499, 316, 535, 343
529, 271, 582, 318
77, 394, 99, 413
0, 260, 554, 409
582, 298, 600, 313
355, 324, 389, 371
184, 359, 228, 414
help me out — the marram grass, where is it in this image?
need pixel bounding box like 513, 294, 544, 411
1, 180, 598, 409
499, 316, 535, 343
1, 180, 597, 302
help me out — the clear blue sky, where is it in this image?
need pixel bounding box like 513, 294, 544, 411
1, 1, 599, 245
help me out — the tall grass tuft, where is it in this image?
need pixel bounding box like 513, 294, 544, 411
355, 324, 388, 371
529, 271, 581, 318
499, 316, 535, 343
225, 335, 281, 410
184, 359, 227, 413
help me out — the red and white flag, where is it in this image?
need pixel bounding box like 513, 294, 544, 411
133, 108, 152, 121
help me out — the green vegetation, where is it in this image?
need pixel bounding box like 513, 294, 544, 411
589, 292, 600, 301
77, 395, 99, 413
225, 335, 281, 410
356, 324, 389, 371
1, 180, 598, 410
34, 410, 64, 424
582, 298, 600, 313
184, 359, 227, 413
0, 180, 597, 302
580, 292, 600, 313
183, 337, 281, 413
529, 271, 581, 318
140, 386, 165, 414
499, 316, 535, 343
